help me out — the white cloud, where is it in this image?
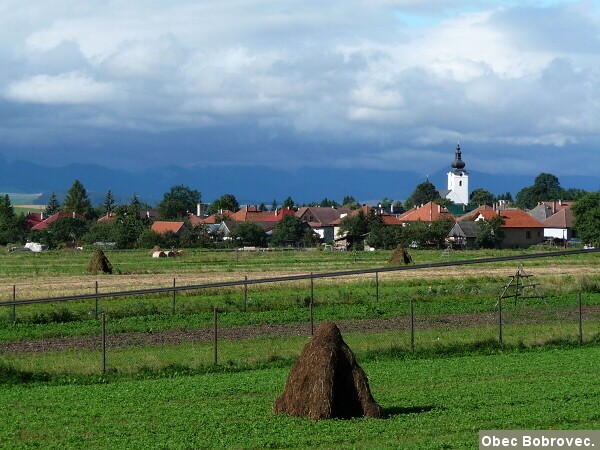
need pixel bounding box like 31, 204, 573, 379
5, 72, 115, 105
1, 0, 600, 176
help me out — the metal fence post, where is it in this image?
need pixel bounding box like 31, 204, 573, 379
310, 274, 315, 335
410, 300, 414, 353
172, 278, 176, 315
375, 271, 379, 302
101, 312, 106, 374
95, 281, 99, 320
498, 296, 503, 345
213, 307, 218, 365
244, 276, 248, 312
12, 285, 16, 323
578, 292, 583, 345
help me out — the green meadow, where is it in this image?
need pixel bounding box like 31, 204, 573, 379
1, 248, 599, 448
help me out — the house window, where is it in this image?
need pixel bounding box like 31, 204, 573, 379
459, 181, 462, 187
526, 231, 531, 239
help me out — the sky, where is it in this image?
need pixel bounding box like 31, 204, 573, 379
1, 0, 600, 180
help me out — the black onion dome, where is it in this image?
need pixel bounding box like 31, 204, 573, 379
451, 143, 465, 170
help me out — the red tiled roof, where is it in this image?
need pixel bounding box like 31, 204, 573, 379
397, 202, 455, 222
31, 211, 86, 230
229, 208, 274, 222
24, 212, 44, 229
151, 221, 186, 234
264, 209, 296, 222
476, 209, 545, 228
458, 205, 495, 221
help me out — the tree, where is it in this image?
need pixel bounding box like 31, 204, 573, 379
404, 180, 441, 210
47, 217, 88, 245
282, 196, 295, 209
158, 185, 201, 220
318, 198, 340, 208
475, 216, 505, 249
271, 199, 278, 211
208, 194, 240, 215
229, 222, 267, 247
470, 188, 495, 206
515, 173, 563, 209
113, 204, 148, 249
101, 190, 116, 215
44, 193, 61, 216
63, 180, 93, 218
572, 192, 600, 246
342, 196, 360, 210
338, 209, 382, 249
258, 202, 266, 212
0, 194, 23, 244
270, 215, 305, 247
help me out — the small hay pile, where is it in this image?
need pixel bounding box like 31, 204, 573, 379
388, 245, 413, 266
274, 321, 382, 420
87, 249, 113, 274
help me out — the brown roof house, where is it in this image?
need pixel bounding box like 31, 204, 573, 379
296, 207, 353, 243
472, 209, 545, 249
542, 208, 574, 241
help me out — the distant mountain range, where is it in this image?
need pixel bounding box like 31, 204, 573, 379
1, 158, 599, 207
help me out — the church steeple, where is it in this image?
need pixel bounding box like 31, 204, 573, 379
451, 142, 466, 172
445, 141, 469, 205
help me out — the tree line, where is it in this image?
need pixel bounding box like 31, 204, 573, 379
1, 172, 600, 248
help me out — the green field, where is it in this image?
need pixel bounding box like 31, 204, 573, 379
1, 345, 598, 449
1, 248, 600, 448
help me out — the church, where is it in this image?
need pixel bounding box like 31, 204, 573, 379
440, 143, 469, 205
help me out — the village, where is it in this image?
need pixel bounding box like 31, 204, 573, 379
3, 144, 592, 253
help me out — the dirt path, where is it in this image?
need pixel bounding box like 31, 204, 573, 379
3, 306, 598, 354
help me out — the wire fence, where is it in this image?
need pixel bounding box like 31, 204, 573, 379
1, 249, 599, 375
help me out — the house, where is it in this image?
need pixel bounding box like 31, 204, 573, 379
542, 208, 574, 241
31, 211, 86, 231
447, 221, 480, 248
24, 212, 44, 229
471, 209, 545, 249
151, 221, 186, 235
296, 206, 352, 242
397, 202, 455, 223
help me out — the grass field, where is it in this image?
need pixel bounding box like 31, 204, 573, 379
1, 248, 600, 448
1, 345, 598, 449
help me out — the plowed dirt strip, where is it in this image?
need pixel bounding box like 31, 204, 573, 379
3, 307, 598, 354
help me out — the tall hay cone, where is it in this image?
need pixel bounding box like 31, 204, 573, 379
87, 249, 113, 274
388, 245, 412, 266
274, 321, 382, 420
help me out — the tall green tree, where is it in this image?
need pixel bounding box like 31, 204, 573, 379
0, 194, 23, 244
404, 180, 441, 210
158, 185, 201, 220
229, 222, 267, 247
469, 188, 495, 206
572, 192, 600, 246
515, 173, 563, 209
270, 215, 305, 247
44, 192, 61, 216
101, 190, 116, 215
282, 196, 295, 209
62, 180, 93, 218
208, 194, 240, 214
475, 216, 505, 249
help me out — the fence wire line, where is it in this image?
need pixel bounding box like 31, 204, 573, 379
2, 248, 599, 307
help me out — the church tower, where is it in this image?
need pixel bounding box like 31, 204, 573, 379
446, 142, 469, 205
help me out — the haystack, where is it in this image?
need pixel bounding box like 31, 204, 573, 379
274, 321, 382, 420
87, 249, 113, 274
388, 245, 413, 266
